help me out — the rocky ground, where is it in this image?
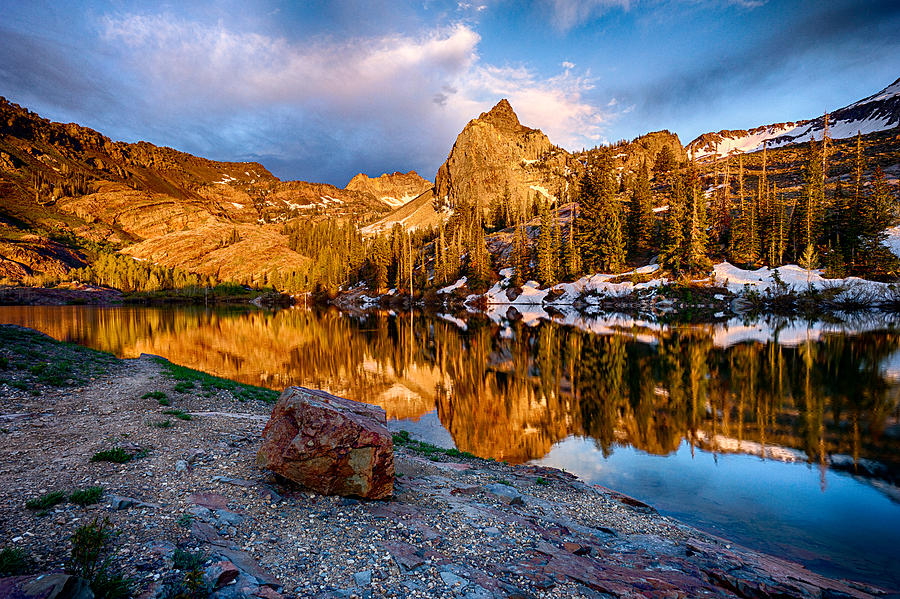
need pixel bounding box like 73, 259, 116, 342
0, 325, 893, 598
0, 284, 123, 306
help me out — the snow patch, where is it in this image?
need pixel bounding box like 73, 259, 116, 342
438, 277, 467, 294
529, 185, 554, 201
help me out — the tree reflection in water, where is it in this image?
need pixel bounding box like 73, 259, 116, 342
1, 305, 898, 486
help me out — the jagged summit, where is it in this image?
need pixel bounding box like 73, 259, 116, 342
477, 99, 528, 133
344, 170, 432, 208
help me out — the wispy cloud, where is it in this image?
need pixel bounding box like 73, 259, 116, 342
98, 13, 612, 180
539, 0, 766, 32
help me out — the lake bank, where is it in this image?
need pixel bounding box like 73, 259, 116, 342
0, 324, 892, 598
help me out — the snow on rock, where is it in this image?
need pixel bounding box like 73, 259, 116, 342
882, 226, 900, 259
380, 194, 417, 208
529, 185, 554, 201
438, 277, 467, 294
713, 262, 893, 295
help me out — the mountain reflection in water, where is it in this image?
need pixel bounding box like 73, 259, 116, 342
3, 305, 899, 588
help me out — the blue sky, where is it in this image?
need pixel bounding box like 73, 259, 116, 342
1, 0, 899, 185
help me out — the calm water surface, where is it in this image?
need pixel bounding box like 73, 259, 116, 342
2, 305, 899, 589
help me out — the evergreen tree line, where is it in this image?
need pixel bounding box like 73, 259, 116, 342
561, 133, 899, 281
71, 252, 217, 294
280, 219, 438, 293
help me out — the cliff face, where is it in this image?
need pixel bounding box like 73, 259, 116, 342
345, 171, 432, 208
433, 99, 580, 214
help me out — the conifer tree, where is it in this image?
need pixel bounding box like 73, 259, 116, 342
536, 200, 556, 286
512, 216, 529, 286
577, 149, 625, 273
563, 206, 580, 280
627, 160, 653, 259
467, 214, 492, 290
794, 136, 825, 255
653, 144, 675, 184
730, 155, 747, 264
660, 174, 686, 273
551, 200, 562, 282
684, 163, 711, 273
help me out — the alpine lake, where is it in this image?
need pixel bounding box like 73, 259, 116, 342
2, 304, 899, 590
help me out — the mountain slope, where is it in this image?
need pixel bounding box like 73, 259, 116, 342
688, 77, 900, 160
0, 97, 395, 284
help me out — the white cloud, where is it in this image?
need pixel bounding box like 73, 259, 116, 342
99, 13, 613, 177
541, 0, 631, 31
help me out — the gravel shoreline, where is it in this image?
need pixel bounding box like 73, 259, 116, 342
0, 330, 891, 598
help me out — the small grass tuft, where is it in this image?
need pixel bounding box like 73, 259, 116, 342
535, 477, 550, 486
151, 419, 173, 428
141, 390, 167, 401
26, 490, 66, 511
172, 548, 207, 572
163, 409, 192, 421
70, 486, 104, 506
176, 513, 194, 528
154, 357, 278, 404
392, 430, 476, 460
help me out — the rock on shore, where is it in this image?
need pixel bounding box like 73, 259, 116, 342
256, 387, 394, 500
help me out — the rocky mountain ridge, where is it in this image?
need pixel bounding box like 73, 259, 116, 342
345, 171, 432, 208
0, 97, 421, 283
688, 77, 900, 160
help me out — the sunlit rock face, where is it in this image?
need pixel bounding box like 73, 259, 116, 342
257, 386, 394, 499
434, 99, 580, 217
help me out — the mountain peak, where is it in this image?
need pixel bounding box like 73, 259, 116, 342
478, 99, 524, 131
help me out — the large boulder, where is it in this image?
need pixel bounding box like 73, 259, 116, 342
256, 387, 394, 499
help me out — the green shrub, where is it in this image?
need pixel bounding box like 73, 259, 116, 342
172, 548, 207, 571
173, 381, 195, 393
69, 517, 132, 599
90, 448, 133, 463
70, 486, 104, 506
141, 391, 167, 401
25, 490, 66, 510
0, 546, 29, 576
